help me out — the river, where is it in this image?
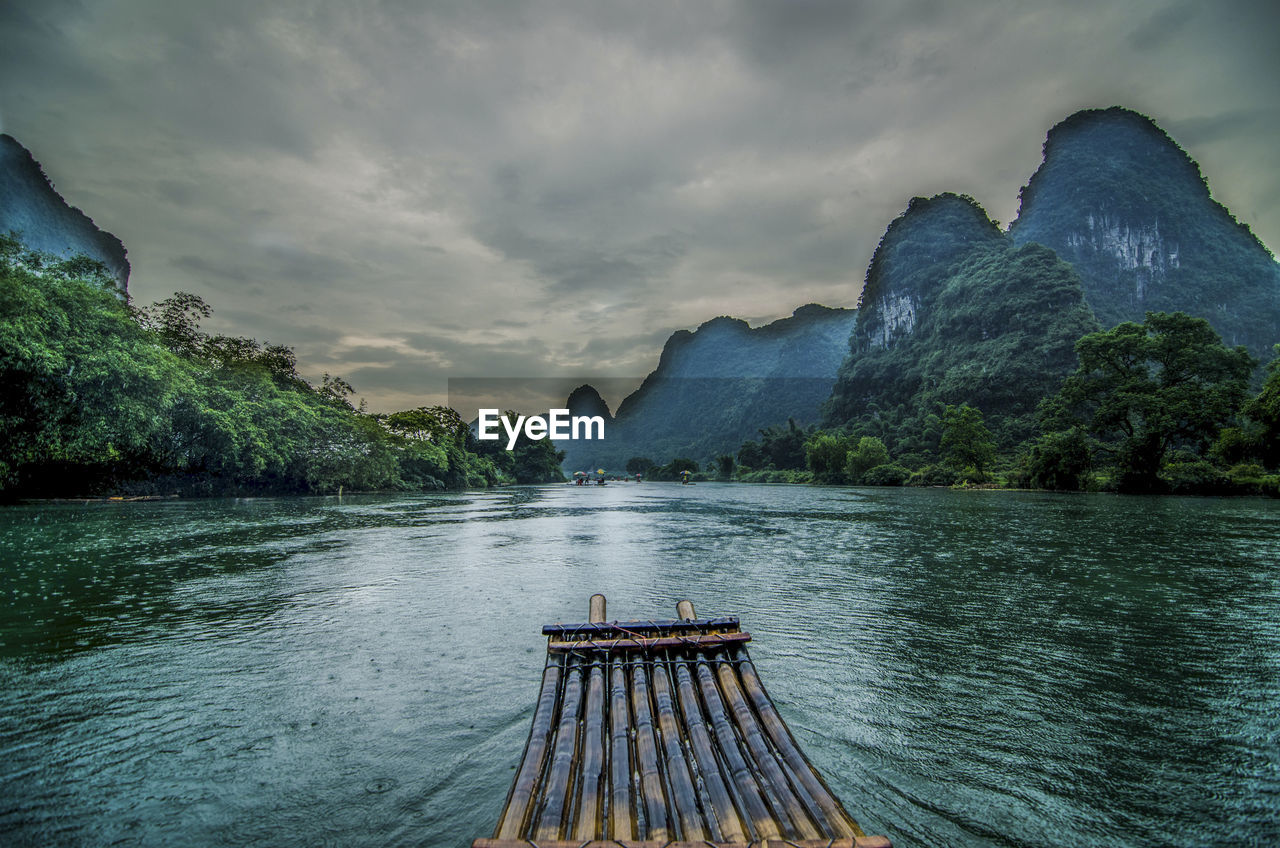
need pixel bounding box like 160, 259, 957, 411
1, 484, 1277, 847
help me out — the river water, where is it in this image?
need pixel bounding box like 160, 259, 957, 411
0, 484, 1277, 847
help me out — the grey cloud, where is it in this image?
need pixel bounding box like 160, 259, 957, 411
154, 179, 200, 206
1127, 2, 1195, 50
1169, 109, 1280, 146
171, 254, 249, 282
483, 228, 687, 294
3, 0, 1277, 412
571, 329, 679, 363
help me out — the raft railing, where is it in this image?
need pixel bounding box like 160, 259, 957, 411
474, 594, 891, 848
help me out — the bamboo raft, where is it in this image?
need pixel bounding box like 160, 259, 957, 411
475, 595, 890, 848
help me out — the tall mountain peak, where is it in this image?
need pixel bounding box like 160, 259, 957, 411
825, 193, 1098, 439
565, 384, 613, 422
0, 134, 130, 294
853, 193, 1004, 353
1010, 107, 1278, 357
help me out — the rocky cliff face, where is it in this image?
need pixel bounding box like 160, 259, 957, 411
1010, 107, 1278, 360
825, 193, 1098, 444
0, 134, 129, 294
850, 193, 1006, 356
560, 304, 857, 470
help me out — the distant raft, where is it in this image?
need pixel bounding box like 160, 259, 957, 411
475, 595, 891, 848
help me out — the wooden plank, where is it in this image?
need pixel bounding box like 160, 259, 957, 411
493, 658, 563, 840
548, 632, 751, 653
649, 659, 708, 840
733, 648, 862, 837
572, 659, 606, 840
714, 653, 821, 838
588, 593, 607, 623
607, 657, 634, 840
693, 658, 786, 839
486, 604, 886, 846
629, 662, 669, 840
672, 657, 746, 842
531, 657, 584, 840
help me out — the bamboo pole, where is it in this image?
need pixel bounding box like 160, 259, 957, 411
649, 659, 708, 841
630, 661, 670, 840
589, 593, 607, 623
733, 648, 861, 837
693, 657, 786, 839
713, 652, 820, 838
608, 657, 634, 840
532, 656, 585, 840
572, 659, 607, 840
494, 656, 564, 839
672, 657, 746, 842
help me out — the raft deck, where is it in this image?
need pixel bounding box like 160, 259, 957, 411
476, 596, 890, 848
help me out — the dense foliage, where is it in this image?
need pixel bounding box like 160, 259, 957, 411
637, 314, 1276, 496
1039, 312, 1255, 493
940, 404, 996, 481
0, 239, 557, 498
825, 194, 1100, 450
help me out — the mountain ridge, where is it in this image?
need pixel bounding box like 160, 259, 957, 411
563, 303, 857, 470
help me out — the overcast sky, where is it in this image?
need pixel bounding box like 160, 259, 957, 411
2, 0, 1277, 412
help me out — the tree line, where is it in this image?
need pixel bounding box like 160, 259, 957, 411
0, 236, 563, 498
630, 312, 1279, 496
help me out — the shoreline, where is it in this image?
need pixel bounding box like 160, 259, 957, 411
7, 477, 1277, 505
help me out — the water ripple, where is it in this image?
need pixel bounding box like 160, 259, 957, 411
0, 486, 1277, 847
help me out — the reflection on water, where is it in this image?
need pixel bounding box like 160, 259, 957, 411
0, 486, 1277, 847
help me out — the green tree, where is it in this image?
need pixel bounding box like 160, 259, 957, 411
489, 410, 566, 484
625, 456, 657, 475
757, 419, 810, 470
0, 243, 502, 497
135, 291, 213, 357
941, 404, 996, 480
844, 436, 890, 482
736, 439, 766, 470
383, 405, 469, 444
651, 457, 699, 481
510, 441, 566, 483
1026, 427, 1091, 490
0, 249, 187, 491
319, 373, 357, 409
1243, 345, 1280, 468
714, 454, 735, 480
804, 432, 853, 482
1048, 312, 1254, 492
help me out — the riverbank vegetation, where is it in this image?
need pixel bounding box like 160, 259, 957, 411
639, 313, 1279, 497
6, 238, 1274, 499
0, 238, 563, 499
